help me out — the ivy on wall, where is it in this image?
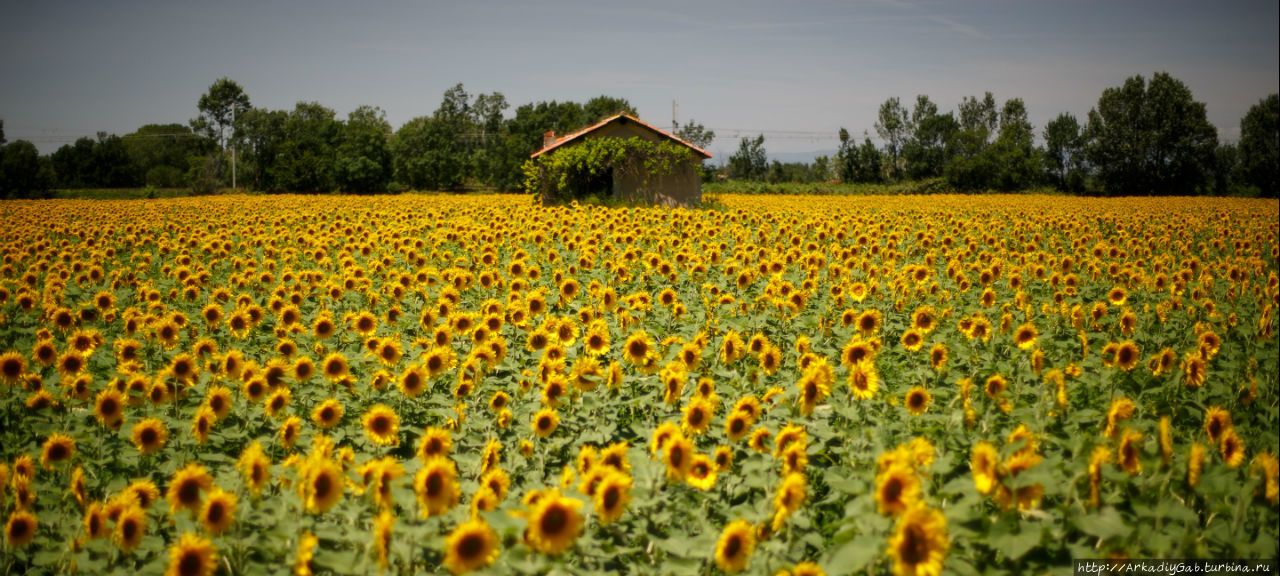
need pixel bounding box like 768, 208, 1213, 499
522, 137, 697, 204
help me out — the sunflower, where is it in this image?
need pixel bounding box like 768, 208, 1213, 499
758, 344, 782, 374
441, 518, 499, 574
1116, 429, 1143, 475
166, 532, 217, 576
414, 457, 460, 517
720, 330, 746, 365
681, 398, 715, 435
970, 442, 998, 495
302, 458, 345, 515
848, 358, 879, 399
748, 428, 773, 453
587, 469, 631, 523
280, 416, 303, 450
200, 488, 237, 536
1221, 429, 1246, 468
622, 330, 654, 366
0, 351, 25, 384
599, 441, 631, 474
264, 387, 292, 418
205, 385, 233, 421
311, 398, 344, 430
532, 408, 560, 438
1104, 396, 1136, 438
124, 479, 161, 510
191, 405, 216, 444
418, 427, 453, 461
687, 453, 718, 491
1204, 406, 1232, 444
132, 418, 169, 455
321, 352, 350, 382
664, 435, 695, 480
1114, 340, 1140, 371
295, 531, 318, 576
1012, 322, 1038, 350
796, 368, 830, 416
875, 465, 922, 516
714, 519, 756, 573
904, 386, 931, 416
40, 432, 76, 469
32, 340, 58, 367
856, 309, 883, 335
650, 422, 680, 458
372, 509, 395, 573
5, 509, 38, 548
168, 463, 213, 514
56, 350, 86, 380
115, 504, 147, 554
526, 491, 584, 556
887, 505, 949, 576
1182, 352, 1206, 388
362, 404, 400, 447
83, 502, 110, 540
237, 442, 272, 496
725, 412, 752, 443
772, 472, 808, 529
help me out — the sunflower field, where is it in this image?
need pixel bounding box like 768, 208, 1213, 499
1, 193, 1277, 576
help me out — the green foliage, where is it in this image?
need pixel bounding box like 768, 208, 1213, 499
336, 106, 393, 193
0, 139, 56, 198
123, 124, 212, 189
192, 77, 251, 150
875, 97, 911, 180
837, 129, 884, 184
1042, 113, 1085, 192
675, 120, 715, 151
271, 102, 340, 193
1084, 72, 1218, 196
522, 137, 696, 204
1237, 93, 1278, 198
727, 135, 767, 181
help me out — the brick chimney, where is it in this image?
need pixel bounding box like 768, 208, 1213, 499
543, 131, 556, 150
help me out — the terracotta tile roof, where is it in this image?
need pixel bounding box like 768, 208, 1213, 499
530, 113, 713, 159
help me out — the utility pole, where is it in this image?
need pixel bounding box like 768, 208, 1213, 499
231, 104, 237, 191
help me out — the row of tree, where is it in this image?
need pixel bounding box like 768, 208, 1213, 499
723, 73, 1277, 197
2, 72, 1275, 197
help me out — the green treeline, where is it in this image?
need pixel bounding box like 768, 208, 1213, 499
1, 71, 1276, 198
728, 74, 1277, 197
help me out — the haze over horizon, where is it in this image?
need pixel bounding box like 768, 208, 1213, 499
2, 0, 1276, 162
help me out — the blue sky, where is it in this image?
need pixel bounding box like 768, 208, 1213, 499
2, 0, 1276, 161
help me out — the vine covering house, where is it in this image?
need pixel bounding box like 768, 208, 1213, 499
525, 113, 712, 207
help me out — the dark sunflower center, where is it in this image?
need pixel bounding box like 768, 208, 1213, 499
178, 481, 200, 505
724, 535, 742, 558
459, 532, 485, 559
179, 551, 203, 576
314, 474, 332, 498
426, 472, 443, 496
900, 524, 930, 565
540, 506, 568, 535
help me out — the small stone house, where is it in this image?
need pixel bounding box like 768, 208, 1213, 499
531, 113, 712, 207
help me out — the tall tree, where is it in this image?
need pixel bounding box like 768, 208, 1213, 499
1042, 112, 1084, 190
903, 95, 956, 180
875, 97, 910, 180
236, 107, 287, 191
336, 105, 392, 193
1237, 93, 1278, 197
676, 120, 715, 151
123, 124, 210, 187
1084, 72, 1218, 195
470, 92, 510, 186
987, 98, 1041, 190
582, 96, 637, 125
193, 78, 251, 150
727, 135, 767, 181
272, 102, 339, 193
1, 140, 55, 198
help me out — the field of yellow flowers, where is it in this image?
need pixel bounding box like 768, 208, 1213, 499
1, 193, 1276, 575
